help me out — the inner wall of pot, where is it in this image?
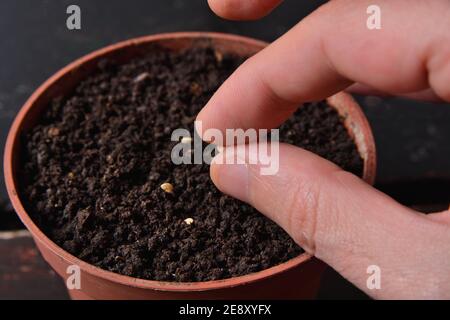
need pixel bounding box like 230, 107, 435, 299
327, 94, 375, 184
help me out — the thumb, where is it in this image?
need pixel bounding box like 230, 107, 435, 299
211, 143, 450, 299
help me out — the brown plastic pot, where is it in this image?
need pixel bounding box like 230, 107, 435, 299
4, 32, 376, 300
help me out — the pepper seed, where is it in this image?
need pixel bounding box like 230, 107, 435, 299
48, 127, 60, 137
160, 182, 174, 193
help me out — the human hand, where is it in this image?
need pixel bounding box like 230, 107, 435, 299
200, 0, 450, 299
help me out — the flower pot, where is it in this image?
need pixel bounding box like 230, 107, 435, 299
4, 32, 376, 300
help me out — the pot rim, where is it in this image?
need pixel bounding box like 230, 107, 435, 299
3, 31, 373, 292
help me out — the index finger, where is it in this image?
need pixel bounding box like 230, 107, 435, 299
208, 0, 284, 20
197, 0, 450, 134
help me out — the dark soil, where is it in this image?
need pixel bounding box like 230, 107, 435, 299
19, 45, 362, 282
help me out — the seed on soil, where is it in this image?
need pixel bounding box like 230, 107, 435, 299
48, 127, 60, 137
184, 218, 194, 225
214, 50, 223, 63
67, 172, 75, 179
160, 182, 174, 193
190, 82, 202, 96
133, 72, 149, 83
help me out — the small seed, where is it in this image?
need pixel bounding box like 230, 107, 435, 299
190, 82, 202, 96
67, 172, 75, 179
184, 218, 194, 225
181, 137, 192, 144
48, 127, 60, 137
133, 72, 149, 83
160, 182, 174, 193
214, 50, 223, 63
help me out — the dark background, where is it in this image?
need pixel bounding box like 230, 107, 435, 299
0, 0, 449, 299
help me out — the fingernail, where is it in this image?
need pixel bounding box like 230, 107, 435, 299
211, 160, 249, 203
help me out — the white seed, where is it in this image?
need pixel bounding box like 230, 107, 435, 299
181, 137, 193, 144
48, 127, 60, 137
184, 218, 194, 225
214, 50, 223, 63
160, 182, 174, 193
133, 72, 149, 83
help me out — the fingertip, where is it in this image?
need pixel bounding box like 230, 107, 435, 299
210, 149, 250, 202
194, 116, 203, 138
209, 158, 220, 186
194, 106, 220, 142
207, 0, 283, 21
207, 0, 234, 19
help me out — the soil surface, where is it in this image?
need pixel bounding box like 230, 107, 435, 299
20, 45, 362, 282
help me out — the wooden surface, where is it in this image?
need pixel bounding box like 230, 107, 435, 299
0, 232, 69, 300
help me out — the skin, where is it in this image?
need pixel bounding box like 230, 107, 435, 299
200, 0, 450, 299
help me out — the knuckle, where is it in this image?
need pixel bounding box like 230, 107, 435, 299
283, 173, 325, 254
428, 39, 450, 101
284, 168, 354, 256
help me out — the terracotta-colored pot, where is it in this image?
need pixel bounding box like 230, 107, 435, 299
4, 32, 376, 300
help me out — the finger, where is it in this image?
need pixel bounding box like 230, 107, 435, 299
207, 0, 284, 20
198, 0, 450, 134
428, 210, 450, 224
347, 83, 444, 103
211, 143, 450, 298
